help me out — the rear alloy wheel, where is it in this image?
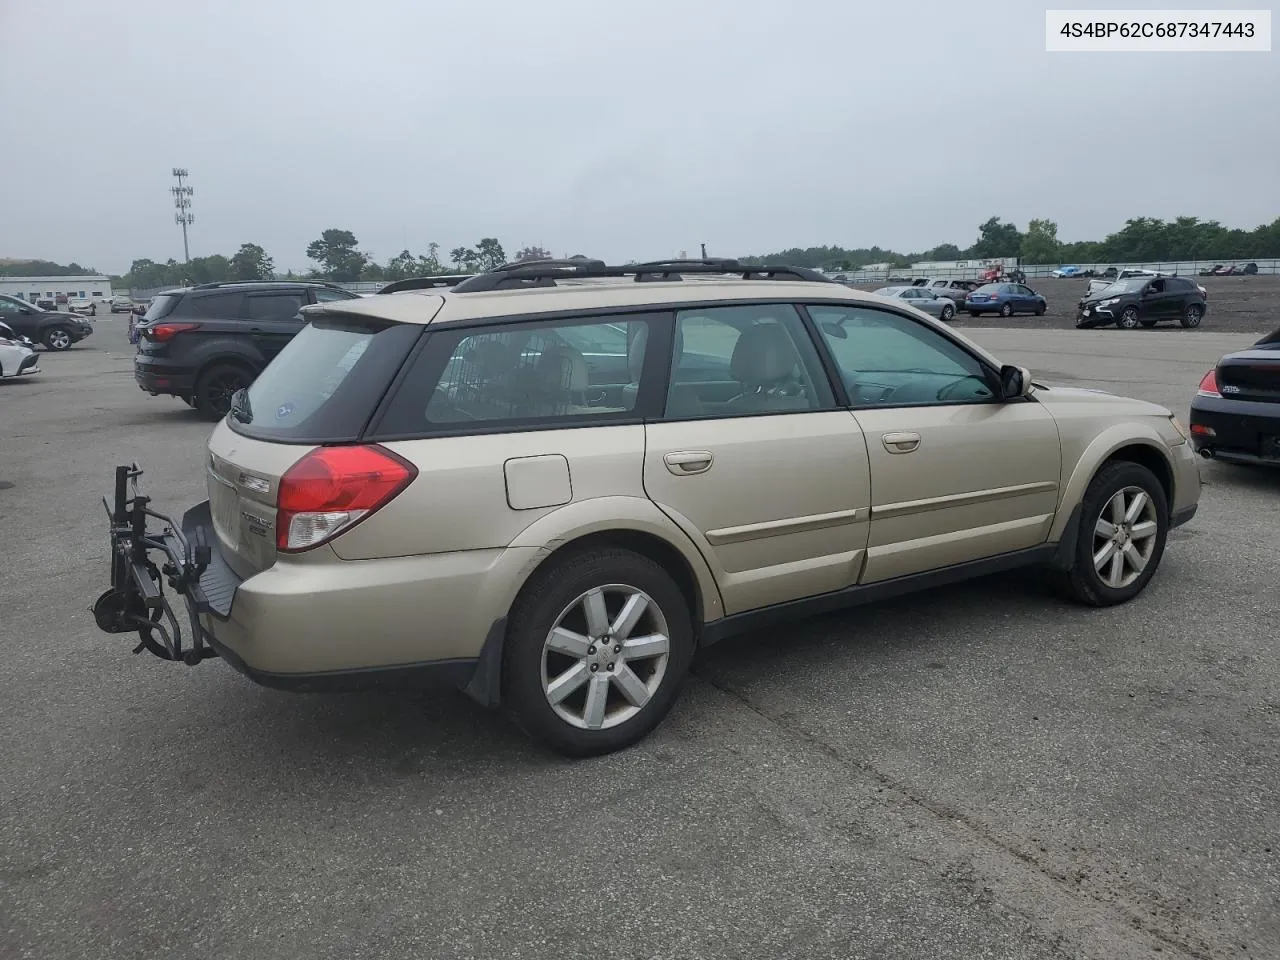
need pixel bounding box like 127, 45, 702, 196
940, 304, 955, 321
999, 302, 1014, 318
1117, 306, 1141, 330
193, 363, 252, 420
503, 548, 694, 757
43, 326, 72, 351
1181, 304, 1204, 329
1054, 460, 1169, 606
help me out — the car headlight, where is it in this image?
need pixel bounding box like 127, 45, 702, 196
1098, 298, 1119, 307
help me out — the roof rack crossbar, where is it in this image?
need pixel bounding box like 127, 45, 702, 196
450, 259, 836, 293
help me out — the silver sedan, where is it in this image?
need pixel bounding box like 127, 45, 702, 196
872, 285, 958, 321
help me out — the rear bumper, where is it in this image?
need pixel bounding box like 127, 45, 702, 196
96, 465, 515, 704
134, 355, 196, 394
1188, 394, 1280, 464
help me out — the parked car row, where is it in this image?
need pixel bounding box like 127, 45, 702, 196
1198, 262, 1260, 276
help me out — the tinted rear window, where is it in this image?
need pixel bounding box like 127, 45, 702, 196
228, 317, 423, 443
143, 295, 180, 321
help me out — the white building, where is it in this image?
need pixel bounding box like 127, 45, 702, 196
0, 275, 114, 304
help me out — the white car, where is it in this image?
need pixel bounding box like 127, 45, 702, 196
68, 297, 98, 317
0, 321, 41, 379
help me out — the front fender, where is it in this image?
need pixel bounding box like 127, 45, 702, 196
1049, 424, 1175, 543
504, 495, 724, 623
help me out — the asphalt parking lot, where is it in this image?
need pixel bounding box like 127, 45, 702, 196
2, 316, 1278, 960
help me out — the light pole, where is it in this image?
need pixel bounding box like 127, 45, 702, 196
171, 168, 194, 263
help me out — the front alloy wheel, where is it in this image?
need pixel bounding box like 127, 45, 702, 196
940, 304, 955, 321
1091, 487, 1159, 589
1054, 460, 1169, 606
44, 327, 72, 350
1117, 306, 1141, 330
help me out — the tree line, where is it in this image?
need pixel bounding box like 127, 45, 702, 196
742, 214, 1280, 271
10, 214, 1280, 290
114, 233, 554, 290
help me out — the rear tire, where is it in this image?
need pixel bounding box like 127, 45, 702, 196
999, 302, 1013, 318
501, 547, 695, 757
193, 363, 252, 420
1181, 304, 1204, 328
1053, 461, 1169, 607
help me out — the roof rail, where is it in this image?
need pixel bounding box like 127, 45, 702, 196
450, 258, 837, 293
376, 275, 476, 294
189, 279, 350, 291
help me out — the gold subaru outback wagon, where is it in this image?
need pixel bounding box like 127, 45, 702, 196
97, 259, 1201, 756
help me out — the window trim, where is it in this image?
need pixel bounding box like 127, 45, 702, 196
799, 301, 1007, 411
653, 302, 839, 424
364, 310, 673, 442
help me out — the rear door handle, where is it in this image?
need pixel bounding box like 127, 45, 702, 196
882, 432, 921, 454
664, 451, 713, 475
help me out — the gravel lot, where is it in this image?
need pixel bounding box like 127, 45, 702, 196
2, 314, 1278, 960
849, 273, 1280, 335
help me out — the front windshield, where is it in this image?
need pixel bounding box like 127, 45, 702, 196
1097, 278, 1146, 297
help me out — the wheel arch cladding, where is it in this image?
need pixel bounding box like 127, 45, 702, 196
1103, 443, 1173, 507
515, 529, 705, 637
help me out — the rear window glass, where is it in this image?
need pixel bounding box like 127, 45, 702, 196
228, 317, 423, 443
143, 295, 180, 321
372, 314, 656, 438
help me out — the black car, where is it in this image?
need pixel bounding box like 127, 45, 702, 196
133, 280, 360, 419
0, 293, 95, 350
1189, 327, 1280, 466
1076, 275, 1206, 330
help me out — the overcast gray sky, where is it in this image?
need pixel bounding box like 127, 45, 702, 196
2, 0, 1277, 272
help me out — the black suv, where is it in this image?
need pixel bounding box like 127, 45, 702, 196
133, 280, 360, 418
0, 294, 95, 350
1076, 274, 1208, 330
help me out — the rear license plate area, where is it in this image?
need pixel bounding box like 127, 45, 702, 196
208, 472, 240, 545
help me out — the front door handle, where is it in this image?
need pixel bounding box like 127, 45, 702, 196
664, 451, 713, 475
882, 432, 921, 454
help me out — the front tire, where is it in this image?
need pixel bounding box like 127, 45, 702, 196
1117, 306, 1141, 330
501, 547, 695, 757
1181, 304, 1204, 328
1055, 461, 1169, 607
43, 326, 72, 351
940, 304, 955, 322
193, 363, 252, 420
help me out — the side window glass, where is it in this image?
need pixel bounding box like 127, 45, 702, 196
808, 305, 996, 407
244, 293, 305, 321
0, 300, 20, 315
314, 287, 357, 302
177, 293, 243, 318
666, 303, 833, 419
374, 314, 656, 436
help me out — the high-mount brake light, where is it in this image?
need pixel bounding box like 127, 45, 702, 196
276, 445, 417, 552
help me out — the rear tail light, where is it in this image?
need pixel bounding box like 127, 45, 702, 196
1196, 369, 1221, 398
276, 445, 417, 552
145, 322, 202, 342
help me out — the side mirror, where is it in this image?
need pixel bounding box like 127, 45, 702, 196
1000, 364, 1033, 400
